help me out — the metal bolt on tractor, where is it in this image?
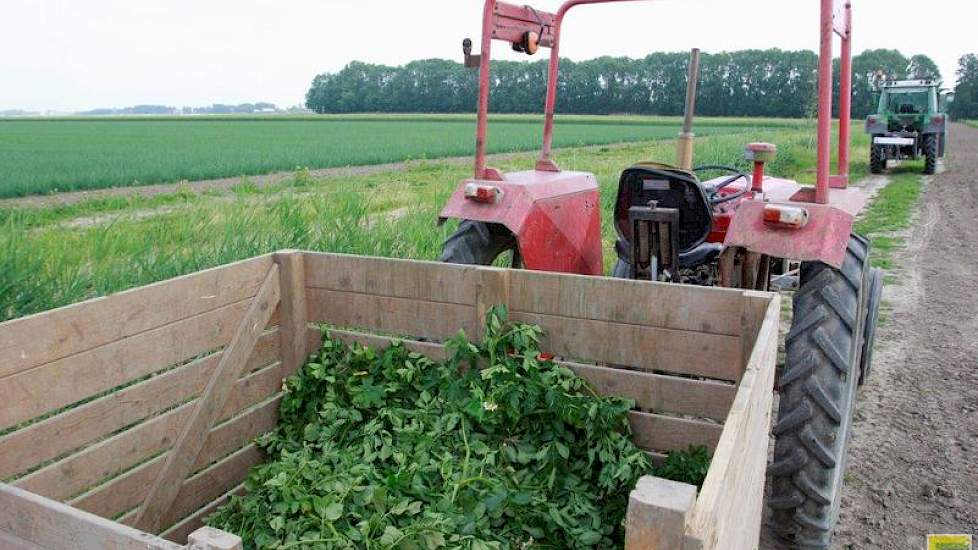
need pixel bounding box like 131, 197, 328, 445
866, 79, 950, 175
438, 1, 883, 548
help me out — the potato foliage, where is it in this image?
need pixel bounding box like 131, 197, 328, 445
208, 307, 708, 549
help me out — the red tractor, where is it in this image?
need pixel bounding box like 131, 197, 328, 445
438, 1, 882, 548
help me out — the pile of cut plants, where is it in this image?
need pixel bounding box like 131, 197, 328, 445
207, 307, 710, 549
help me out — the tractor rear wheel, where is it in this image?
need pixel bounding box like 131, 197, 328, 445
858, 268, 884, 386
924, 134, 938, 175
440, 220, 517, 266
869, 140, 885, 174
769, 235, 870, 549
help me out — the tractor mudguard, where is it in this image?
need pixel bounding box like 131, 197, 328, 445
438, 169, 603, 275
722, 185, 868, 269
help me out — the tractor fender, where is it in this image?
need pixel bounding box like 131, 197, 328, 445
722, 199, 859, 269
438, 170, 604, 275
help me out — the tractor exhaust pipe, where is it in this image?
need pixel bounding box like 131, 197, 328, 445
676, 48, 701, 171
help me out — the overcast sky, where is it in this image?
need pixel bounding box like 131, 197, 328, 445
1, 0, 970, 112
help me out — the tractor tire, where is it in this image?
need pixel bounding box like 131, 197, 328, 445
858, 268, 884, 386
869, 141, 885, 174
440, 220, 517, 266
924, 134, 938, 175
769, 235, 870, 549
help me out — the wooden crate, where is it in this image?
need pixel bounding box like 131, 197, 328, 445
0, 251, 779, 549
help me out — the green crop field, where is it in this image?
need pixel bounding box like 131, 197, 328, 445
0, 114, 799, 198
0, 122, 871, 323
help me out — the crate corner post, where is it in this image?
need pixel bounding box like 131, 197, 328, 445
273, 249, 308, 377
185, 526, 242, 550
624, 475, 697, 550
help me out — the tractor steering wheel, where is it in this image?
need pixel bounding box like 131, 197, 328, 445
693, 165, 751, 205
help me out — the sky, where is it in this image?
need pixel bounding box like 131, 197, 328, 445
0, 0, 971, 113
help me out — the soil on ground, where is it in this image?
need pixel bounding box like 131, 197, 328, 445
763, 123, 978, 549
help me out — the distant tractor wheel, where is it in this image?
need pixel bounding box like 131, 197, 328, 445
440, 219, 518, 266
869, 139, 885, 174
769, 235, 870, 549
923, 134, 938, 175
858, 268, 884, 386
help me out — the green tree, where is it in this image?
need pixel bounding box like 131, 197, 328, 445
950, 54, 978, 119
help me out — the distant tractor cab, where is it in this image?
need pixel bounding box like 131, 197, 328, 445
866, 79, 948, 174
439, 1, 882, 548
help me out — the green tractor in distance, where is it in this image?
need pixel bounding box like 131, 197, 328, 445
865, 79, 948, 175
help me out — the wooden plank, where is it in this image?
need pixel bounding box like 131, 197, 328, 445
0, 483, 182, 550
0, 255, 273, 380
0, 530, 44, 550
628, 411, 723, 453
686, 295, 780, 549
508, 269, 747, 336
275, 251, 308, 378
306, 289, 480, 343
511, 311, 742, 381
1, 298, 262, 432
324, 329, 733, 421
303, 252, 483, 306
562, 361, 735, 422
161, 485, 245, 545
0, 331, 279, 481
738, 291, 771, 378
134, 265, 280, 533
69, 396, 280, 521
120, 446, 263, 533
14, 361, 281, 502
474, 269, 510, 340
624, 476, 697, 550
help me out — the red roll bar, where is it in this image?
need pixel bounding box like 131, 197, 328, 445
472, 0, 855, 200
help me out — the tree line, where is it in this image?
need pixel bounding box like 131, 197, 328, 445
950, 54, 978, 120
306, 49, 962, 119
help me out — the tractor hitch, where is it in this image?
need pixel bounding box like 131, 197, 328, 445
628, 201, 680, 282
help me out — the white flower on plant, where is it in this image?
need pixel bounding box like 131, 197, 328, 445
483, 401, 498, 412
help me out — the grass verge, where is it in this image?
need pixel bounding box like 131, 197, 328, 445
854, 172, 923, 270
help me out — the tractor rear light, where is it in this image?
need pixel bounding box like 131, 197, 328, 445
464, 183, 503, 203
931, 115, 945, 123
763, 204, 809, 229
868, 116, 877, 124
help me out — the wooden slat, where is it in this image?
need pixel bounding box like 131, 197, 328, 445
562, 361, 735, 422
323, 328, 733, 422
628, 411, 723, 453
306, 289, 480, 343
161, 484, 245, 545
0, 530, 44, 550
0, 297, 264, 432
14, 361, 281, 502
303, 252, 483, 306
70, 396, 280, 521
0, 331, 279, 481
0, 483, 182, 550
120, 446, 264, 533
511, 312, 742, 381
275, 251, 309, 378
686, 295, 780, 550
0, 255, 273, 380
135, 265, 280, 533
509, 269, 747, 336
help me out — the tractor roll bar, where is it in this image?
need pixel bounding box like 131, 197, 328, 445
537, 0, 650, 171
473, 0, 855, 202
474, 0, 649, 179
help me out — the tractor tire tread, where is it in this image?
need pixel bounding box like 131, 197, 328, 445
769, 236, 868, 549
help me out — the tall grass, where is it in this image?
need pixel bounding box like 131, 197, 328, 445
0, 117, 787, 198
0, 124, 869, 323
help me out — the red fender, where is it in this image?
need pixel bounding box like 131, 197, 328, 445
722, 180, 869, 269
439, 170, 603, 275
